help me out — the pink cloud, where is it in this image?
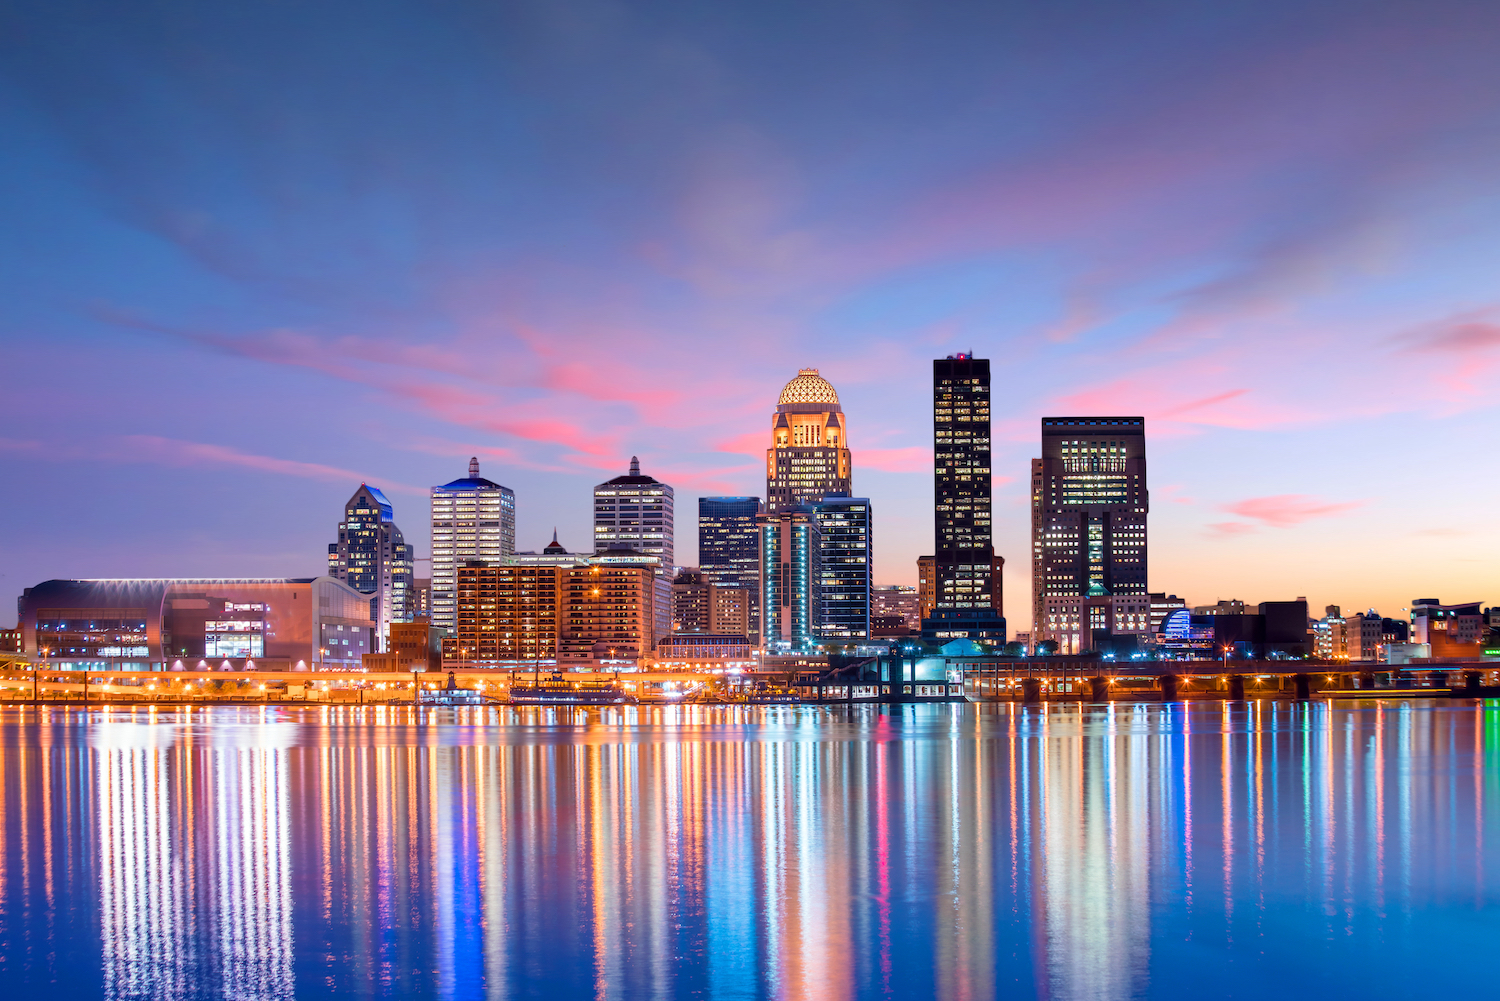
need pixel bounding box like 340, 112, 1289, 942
1223, 494, 1363, 527
1206, 522, 1258, 538
715, 431, 767, 458
1156, 483, 1195, 506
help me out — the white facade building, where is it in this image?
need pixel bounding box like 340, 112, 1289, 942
429, 457, 516, 636
593, 457, 674, 569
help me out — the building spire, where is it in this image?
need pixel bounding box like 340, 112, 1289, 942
629, 455, 640, 476
469, 456, 480, 478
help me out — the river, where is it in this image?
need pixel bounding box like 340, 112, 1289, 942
0, 701, 1494, 999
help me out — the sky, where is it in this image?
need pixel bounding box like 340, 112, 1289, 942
2, 0, 1498, 630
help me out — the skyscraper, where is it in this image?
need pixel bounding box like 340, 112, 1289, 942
1031, 417, 1149, 653
593, 457, 675, 569
925, 355, 1006, 643
327, 483, 414, 649
766, 368, 852, 512
814, 496, 873, 641
757, 506, 822, 651
430, 457, 516, 637
697, 496, 762, 640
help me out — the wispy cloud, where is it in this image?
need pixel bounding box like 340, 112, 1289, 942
3, 435, 418, 493
1210, 493, 1364, 536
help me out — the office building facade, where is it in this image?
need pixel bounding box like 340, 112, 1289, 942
670, 570, 750, 636
430, 458, 516, 636
766, 369, 852, 513
453, 562, 563, 664
558, 551, 670, 665
926, 355, 1006, 643
872, 585, 920, 631
757, 507, 822, 651
594, 457, 675, 569
327, 483, 414, 650
697, 496, 762, 640
815, 496, 873, 641
1032, 417, 1149, 652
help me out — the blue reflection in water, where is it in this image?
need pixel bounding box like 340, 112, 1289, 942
0, 701, 1497, 999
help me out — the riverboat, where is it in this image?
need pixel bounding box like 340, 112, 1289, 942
509, 677, 638, 705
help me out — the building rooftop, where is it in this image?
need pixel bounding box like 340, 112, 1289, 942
600, 456, 667, 487
777, 368, 842, 409
435, 457, 511, 491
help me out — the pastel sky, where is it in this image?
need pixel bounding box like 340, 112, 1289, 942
2, 0, 1497, 630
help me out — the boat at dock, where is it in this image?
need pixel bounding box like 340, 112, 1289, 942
508, 675, 638, 705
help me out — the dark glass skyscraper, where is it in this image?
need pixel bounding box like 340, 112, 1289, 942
327, 483, 413, 650
698, 496, 762, 641
814, 496, 872, 642
926, 355, 1005, 643
1031, 417, 1149, 651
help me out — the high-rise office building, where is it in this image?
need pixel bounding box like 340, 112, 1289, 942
925, 355, 1006, 643
430, 457, 516, 636
327, 484, 414, 650
766, 369, 852, 513
1031, 417, 1148, 652
814, 496, 873, 641
594, 457, 675, 569
698, 496, 762, 640
757, 506, 822, 651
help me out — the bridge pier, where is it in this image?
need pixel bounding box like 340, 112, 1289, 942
1089, 676, 1109, 702
1021, 678, 1043, 704
1158, 674, 1180, 701
1465, 671, 1483, 694
1227, 674, 1246, 700
1292, 673, 1311, 700
1358, 671, 1376, 690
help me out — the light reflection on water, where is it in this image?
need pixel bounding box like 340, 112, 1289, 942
0, 701, 1496, 999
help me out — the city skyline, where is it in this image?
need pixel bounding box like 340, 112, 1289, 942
4, 2, 1498, 630
0, 376, 1490, 634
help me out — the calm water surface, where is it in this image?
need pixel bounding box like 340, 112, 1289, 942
0, 701, 1496, 1000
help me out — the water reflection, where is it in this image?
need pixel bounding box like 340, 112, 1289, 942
0, 701, 1496, 999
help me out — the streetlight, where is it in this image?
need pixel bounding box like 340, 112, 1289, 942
36, 647, 48, 705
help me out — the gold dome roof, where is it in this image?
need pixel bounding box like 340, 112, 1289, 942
777, 368, 840, 406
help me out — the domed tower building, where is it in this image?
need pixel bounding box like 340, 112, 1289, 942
766, 368, 852, 512
758, 368, 872, 650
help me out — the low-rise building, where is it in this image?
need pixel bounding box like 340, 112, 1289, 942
18, 577, 376, 670
655, 634, 755, 667
1040, 594, 1152, 655
1410, 599, 1484, 658
872, 585, 920, 631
